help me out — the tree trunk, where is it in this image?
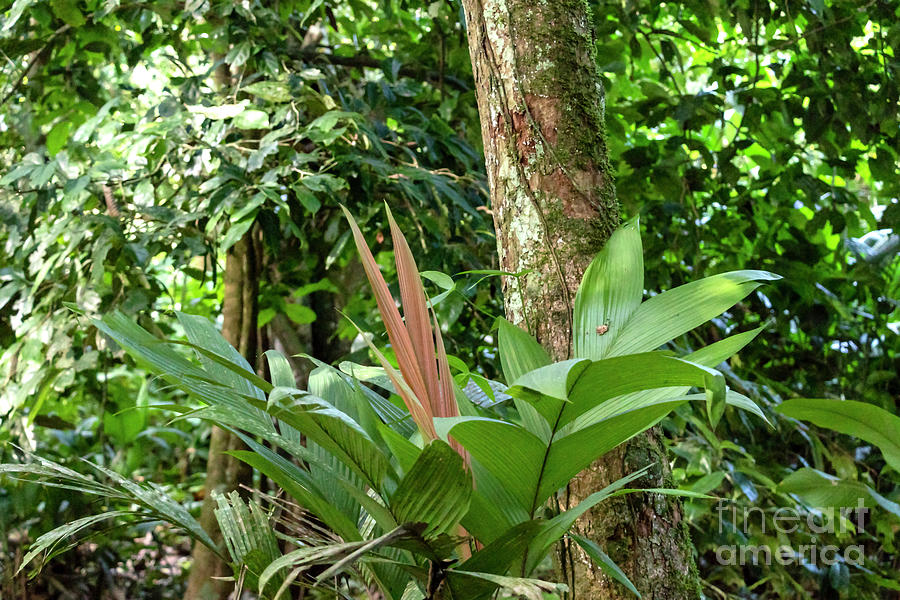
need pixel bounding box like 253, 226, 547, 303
459, 1, 701, 598
183, 232, 258, 600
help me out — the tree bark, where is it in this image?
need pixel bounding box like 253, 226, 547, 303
183, 233, 258, 600
459, 1, 701, 598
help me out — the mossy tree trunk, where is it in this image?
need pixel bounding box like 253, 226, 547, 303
459, 1, 702, 597
183, 232, 259, 600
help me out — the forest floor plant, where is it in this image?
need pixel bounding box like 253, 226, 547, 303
1, 207, 778, 599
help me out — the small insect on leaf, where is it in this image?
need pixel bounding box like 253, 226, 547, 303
596, 324, 609, 335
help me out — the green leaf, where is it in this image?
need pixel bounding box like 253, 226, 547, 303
263, 387, 392, 491
507, 358, 590, 403
608, 270, 780, 357
263, 349, 295, 388
444, 570, 566, 600
420, 270, 454, 290
571, 534, 641, 598
176, 312, 267, 400
233, 109, 270, 129
19, 511, 132, 574
441, 417, 544, 514
214, 492, 283, 594
573, 217, 643, 361
225, 41, 252, 67
569, 328, 769, 431
379, 424, 422, 475
513, 353, 724, 428
221, 215, 255, 252
391, 440, 473, 538
187, 101, 248, 120
497, 317, 551, 383
46, 121, 72, 156
242, 81, 291, 102
778, 468, 900, 519
284, 303, 316, 325
102, 381, 149, 444
776, 399, 900, 473
29, 162, 56, 187
49, 0, 85, 26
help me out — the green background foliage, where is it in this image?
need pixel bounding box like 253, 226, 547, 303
0, 0, 897, 598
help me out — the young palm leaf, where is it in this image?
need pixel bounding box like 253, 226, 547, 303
341, 205, 463, 457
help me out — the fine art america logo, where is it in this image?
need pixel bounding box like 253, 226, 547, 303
714, 500, 867, 566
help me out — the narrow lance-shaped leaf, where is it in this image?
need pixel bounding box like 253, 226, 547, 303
387, 205, 443, 413
573, 217, 643, 361
345, 313, 437, 439
18, 511, 132, 574
607, 269, 780, 357
341, 205, 434, 437
570, 534, 641, 598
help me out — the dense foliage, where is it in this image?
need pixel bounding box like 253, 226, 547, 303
1, 0, 897, 598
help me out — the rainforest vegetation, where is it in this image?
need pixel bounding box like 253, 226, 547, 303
0, 0, 898, 599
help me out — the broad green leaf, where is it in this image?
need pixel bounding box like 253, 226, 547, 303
46, 121, 71, 155
234, 109, 270, 129
379, 424, 422, 475
524, 468, 648, 573
102, 380, 149, 444
778, 468, 900, 519
514, 353, 725, 428
507, 358, 590, 404
568, 327, 768, 431
776, 399, 900, 473
242, 81, 291, 102
462, 462, 532, 544
284, 303, 317, 324
391, 440, 473, 538
608, 270, 780, 357
538, 402, 685, 505
263, 349, 295, 388
567, 389, 765, 436
497, 317, 551, 383
420, 270, 454, 290
573, 218, 643, 361
441, 417, 544, 513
